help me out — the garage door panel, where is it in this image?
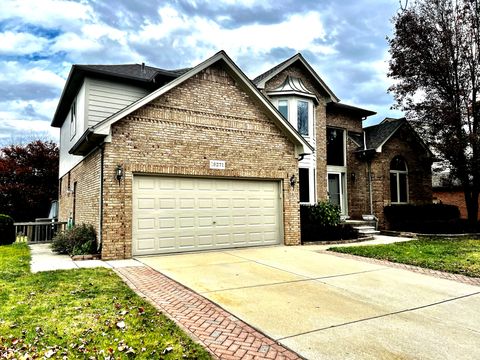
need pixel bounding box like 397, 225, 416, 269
133, 176, 282, 255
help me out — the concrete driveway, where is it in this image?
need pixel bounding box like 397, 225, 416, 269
138, 245, 480, 359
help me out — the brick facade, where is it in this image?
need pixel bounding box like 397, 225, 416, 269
58, 63, 301, 259
58, 56, 434, 259
433, 190, 474, 219
370, 126, 433, 228
259, 65, 432, 229
58, 149, 102, 233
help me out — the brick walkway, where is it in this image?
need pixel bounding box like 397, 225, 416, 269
324, 251, 480, 287
115, 266, 302, 360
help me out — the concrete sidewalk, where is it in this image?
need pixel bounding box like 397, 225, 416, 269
29, 243, 143, 272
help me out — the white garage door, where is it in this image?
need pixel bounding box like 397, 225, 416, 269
132, 176, 282, 255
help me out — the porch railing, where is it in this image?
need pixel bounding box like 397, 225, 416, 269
14, 221, 67, 243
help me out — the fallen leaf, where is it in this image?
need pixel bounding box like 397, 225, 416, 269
162, 346, 173, 355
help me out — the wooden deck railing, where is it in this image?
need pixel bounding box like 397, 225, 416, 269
14, 221, 68, 243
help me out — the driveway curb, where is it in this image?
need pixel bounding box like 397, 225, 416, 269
115, 266, 302, 360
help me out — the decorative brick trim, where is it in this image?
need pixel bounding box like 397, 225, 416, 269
115, 266, 303, 360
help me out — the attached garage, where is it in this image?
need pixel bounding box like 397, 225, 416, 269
132, 176, 283, 255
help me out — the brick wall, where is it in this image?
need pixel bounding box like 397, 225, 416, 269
100, 63, 300, 259
433, 190, 473, 219
371, 126, 433, 228
58, 149, 101, 234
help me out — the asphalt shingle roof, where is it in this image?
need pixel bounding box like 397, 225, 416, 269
364, 118, 406, 150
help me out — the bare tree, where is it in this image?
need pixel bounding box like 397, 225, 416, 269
388, 0, 480, 225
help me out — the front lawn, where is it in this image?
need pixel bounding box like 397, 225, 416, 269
329, 238, 480, 278
0, 243, 211, 359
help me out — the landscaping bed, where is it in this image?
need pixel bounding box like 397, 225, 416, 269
0, 243, 211, 359
329, 238, 480, 278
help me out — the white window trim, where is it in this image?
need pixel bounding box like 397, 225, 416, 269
390, 169, 409, 204
326, 127, 346, 167
70, 100, 77, 140
327, 170, 348, 215
299, 166, 316, 205
274, 97, 314, 144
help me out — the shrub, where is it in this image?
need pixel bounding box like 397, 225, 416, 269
300, 202, 356, 242
305, 201, 341, 227
52, 224, 98, 255
0, 214, 15, 245
384, 204, 462, 233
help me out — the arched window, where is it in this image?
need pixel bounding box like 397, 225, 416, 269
390, 156, 408, 203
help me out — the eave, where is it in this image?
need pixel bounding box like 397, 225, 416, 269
68, 129, 107, 156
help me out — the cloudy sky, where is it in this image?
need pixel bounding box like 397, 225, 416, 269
0, 0, 404, 144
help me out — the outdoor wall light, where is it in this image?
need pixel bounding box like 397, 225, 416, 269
115, 165, 124, 184
289, 174, 296, 188
351, 172, 356, 183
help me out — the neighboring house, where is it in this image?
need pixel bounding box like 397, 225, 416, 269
51, 50, 433, 259
432, 172, 476, 219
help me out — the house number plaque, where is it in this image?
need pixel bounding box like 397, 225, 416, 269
209, 160, 226, 170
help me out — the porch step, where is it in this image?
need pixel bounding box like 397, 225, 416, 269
352, 225, 381, 235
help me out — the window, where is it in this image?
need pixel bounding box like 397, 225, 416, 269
390, 156, 408, 203
70, 100, 76, 139
297, 100, 309, 135
275, 98, 312, 137
278, 100, 288, 120
328, 173, 342, 209
299, 168, 310, 203
327, 128, 345, 166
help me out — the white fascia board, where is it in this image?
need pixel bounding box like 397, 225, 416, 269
92, 50, 313, 156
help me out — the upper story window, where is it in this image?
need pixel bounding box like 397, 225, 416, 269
297, 100, 309, 136
390, 156, 408, 204
70, 100, 76, 139
267, 76, 318, 139
327, 127, 345, 166
278, 100, 289, 120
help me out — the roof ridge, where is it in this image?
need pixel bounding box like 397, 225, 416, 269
252, 53, 300, 84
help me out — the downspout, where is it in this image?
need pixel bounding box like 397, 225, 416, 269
364, 130, 373, 215
98, 144, 104, 252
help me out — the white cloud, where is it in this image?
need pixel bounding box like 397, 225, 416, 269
0, 118, 59, 140
0, 31, 49, 55
131, 5, 335, 67
0, 61, 65, 90
0, 0, 92, 30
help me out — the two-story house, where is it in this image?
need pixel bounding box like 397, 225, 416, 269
51, 51, 433, 259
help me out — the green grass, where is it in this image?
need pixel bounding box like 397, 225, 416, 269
0, 243, 211, 359
329, 238, 480, 278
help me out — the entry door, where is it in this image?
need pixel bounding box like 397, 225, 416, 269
328, 173, 343, 213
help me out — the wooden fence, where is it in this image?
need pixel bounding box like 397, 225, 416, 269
14, 221, 67, 243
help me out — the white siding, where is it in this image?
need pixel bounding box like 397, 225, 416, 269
59, 82, 86, 178
85, 78, 149, 127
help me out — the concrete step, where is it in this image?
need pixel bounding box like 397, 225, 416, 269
352, 225, 380, 235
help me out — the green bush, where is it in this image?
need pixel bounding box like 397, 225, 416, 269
0, 214, 15, 245
305, 201, 341, 227
51, 224, 98, 255
300, 202, 355, 242
384, 204, 464, 233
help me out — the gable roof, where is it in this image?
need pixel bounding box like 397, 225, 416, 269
362, 118, 433, 156
70, 51, 313, 157
51, 63, 189, 127
253, 53, 340, 102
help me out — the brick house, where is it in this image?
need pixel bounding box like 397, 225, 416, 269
51, 51, 433, 259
